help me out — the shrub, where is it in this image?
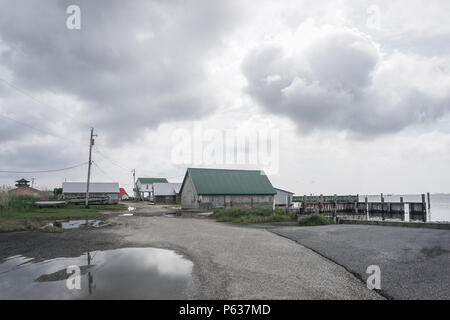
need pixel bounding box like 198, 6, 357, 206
210, 207, 296, 224
298, 214, 334, 227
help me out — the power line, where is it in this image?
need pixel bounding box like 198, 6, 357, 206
0, 162, 88, 174
0, 116, 130, 182
93, 148, 132, 172
134, 171, 185, 181
0, 113, 62, 138
1, 115, 130, 174
92, 161, 119, 182
0, 77, 82, 125
0, 113, 87, 148
0, 79, 134, 183
0, 77, 89, 148
0, 79, 134, 175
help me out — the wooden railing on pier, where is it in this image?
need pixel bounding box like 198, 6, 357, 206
292, 194, 429, 222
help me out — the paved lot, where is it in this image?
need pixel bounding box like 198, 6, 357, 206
270, 224, 450, 300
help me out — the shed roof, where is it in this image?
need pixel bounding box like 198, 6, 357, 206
153, 183, 182, 196
182, 168, 276, 195
274, 188, 294, 195
62, 182, 119, 193
119, 188, 128, 197
137, 177, 168, 184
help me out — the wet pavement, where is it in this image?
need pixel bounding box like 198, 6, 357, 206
0, 248, 193, 299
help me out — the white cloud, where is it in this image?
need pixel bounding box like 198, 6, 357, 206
1, 0, 450, 195
243, 21, 450, 137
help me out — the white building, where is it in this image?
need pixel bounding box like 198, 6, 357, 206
136, 177, 168, 200
62, 182, 120, 204
153, 183, 182, 204
274, 188, 294, 207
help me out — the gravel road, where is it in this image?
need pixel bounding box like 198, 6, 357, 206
0, 207, 382, 300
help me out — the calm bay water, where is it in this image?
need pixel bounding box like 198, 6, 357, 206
362, 194, 450, 223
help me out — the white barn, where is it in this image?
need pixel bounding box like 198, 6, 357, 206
62, 182, 120, 204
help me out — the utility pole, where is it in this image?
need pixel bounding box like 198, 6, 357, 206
85, 128, 97, 207
132, 168, 136, 199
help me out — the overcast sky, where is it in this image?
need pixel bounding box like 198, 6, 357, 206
1, 0, 450, 195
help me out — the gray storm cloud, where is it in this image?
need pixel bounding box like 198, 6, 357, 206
0, 0, 242, 145
1, 1, 450, 193
242, 25, 450, 137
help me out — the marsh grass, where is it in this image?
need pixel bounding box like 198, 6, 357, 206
298, 214, 334, 226
210, 207, 296, 224
0, 195, 39, 215
0, 194, 126, 232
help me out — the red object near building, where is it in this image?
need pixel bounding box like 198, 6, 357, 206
118, 188, 129, 200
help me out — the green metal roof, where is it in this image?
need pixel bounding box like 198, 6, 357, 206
185, 168, 276, 195
137, 177, 168, 184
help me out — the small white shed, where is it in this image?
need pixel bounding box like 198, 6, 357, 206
274, 188, 294, 207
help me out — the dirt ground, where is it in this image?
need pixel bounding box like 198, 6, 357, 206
0, 203, 382, 300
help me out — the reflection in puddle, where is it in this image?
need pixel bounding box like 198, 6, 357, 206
0, 248, 193, 299
44, 219, 109, 229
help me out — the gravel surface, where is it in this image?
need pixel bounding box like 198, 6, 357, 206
270, 224, 450, 300
105, 215, 381, 299
0, 207, 382, 300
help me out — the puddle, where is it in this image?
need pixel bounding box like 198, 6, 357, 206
119, 213, 134, 217
44, 219, 109, 230
0, 248, 194, 299
127, 206, 136, 211
164, 213, 177, 218
197, 212, 214, 217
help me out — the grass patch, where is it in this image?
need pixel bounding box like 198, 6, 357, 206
0, 219, 65, 233
0, 198, 126, 233
298, 214, 334, 227
0, 219, 42, 233
210, 207, 296, 224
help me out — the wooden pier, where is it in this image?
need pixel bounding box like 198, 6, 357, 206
292, 193, 429, 222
